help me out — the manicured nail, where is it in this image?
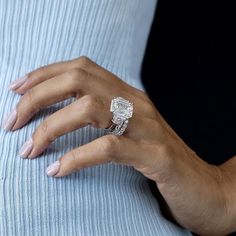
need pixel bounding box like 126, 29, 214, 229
46, 161, 60, 176
2, 108, 17, 131
19, 137, 33, 158
9, 75, 28, 90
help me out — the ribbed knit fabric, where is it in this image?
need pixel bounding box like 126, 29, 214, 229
0, 1, 192, 235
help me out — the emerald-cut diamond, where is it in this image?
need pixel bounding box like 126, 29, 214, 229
110, 97, 133, 124
106, 97, 134, 135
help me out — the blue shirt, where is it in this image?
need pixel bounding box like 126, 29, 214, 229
0, 1, 192, 235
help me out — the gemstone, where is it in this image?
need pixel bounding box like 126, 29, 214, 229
110, 97, 133, 120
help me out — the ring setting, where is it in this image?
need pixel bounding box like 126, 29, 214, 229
105, 97, 133, 136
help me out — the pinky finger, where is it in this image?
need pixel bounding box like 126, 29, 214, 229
46, 135, 121, 177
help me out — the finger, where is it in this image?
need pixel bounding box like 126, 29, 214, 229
19, 94, 112, 159
11, 68, 91, 131
11, 56, 137, 96
10, 56, 92, 94
10, 61, 73, 94
45, 134, 137, 177
46, 131, 170, 180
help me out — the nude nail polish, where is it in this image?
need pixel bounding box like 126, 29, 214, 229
2, 108, 17, 131
46, 161, 60, 176
9, 75, 28, 90
19, 137, 33, 158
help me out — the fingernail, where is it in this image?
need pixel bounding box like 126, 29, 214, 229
19, 137, 33, 158
46, 161, 60, 176
9, 75, 28, 90
2, 108, 17, 131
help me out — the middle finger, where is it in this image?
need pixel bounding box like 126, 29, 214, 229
10, 68, 93, 131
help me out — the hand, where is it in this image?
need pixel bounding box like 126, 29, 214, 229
4, 56, 161, 178
3, 56, 231, 235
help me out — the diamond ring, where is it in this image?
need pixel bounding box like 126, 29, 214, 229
105, 97, 134, 136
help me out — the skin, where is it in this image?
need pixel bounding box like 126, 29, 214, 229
4, 56, 236, 235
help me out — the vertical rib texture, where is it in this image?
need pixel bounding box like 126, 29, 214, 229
0, 1, 192, 235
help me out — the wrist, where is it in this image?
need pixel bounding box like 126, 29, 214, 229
218, 157, 236, 233
153, 142, 233, 235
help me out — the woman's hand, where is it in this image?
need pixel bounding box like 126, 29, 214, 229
3, 57, 233, 235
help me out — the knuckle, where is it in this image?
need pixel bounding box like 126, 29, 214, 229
80, 94, 106, 128
66, 68, 88, 88
75, 56, 91, 69
20, 89, 39, 113
39, 119, 55, 143
41, 120, 49, 133
24, 89, 34, 104
83, 95, 106, 126
78, 94, 104, 126
67, 68, 87, 81
83, 94, 103, 112
69, 149, 79, 169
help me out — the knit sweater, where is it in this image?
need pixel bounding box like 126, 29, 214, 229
0, 1, 191, 235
